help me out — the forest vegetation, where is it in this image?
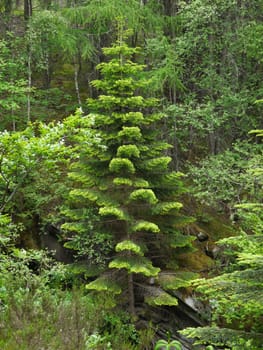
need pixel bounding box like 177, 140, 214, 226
0, 1, 262, 349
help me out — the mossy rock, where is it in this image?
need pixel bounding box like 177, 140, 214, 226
176, 251, 214, 272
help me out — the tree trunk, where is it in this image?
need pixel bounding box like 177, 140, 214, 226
128, 273, 136, 317
4, 0, 13, 14
24, 0, 32, 20
43, 0, 52, 9
72, 30, 82, 107
27, 46, 31, 123
208, 130, 218, 155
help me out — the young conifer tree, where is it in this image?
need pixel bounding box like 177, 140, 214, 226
63, 26, 194, 315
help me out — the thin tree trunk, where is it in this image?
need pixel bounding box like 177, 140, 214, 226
0, 172, 27, 213
27, 46, 31, 123
24, 0, 32, 123
128, 273, 136, 317
173, 121, 179, 170
12, 108, 15, 131
4, 0, 13, 14
24, 0, 32, 20
127, 223, 136, 317
74, 58, 82, 108
208, 130, 218, 155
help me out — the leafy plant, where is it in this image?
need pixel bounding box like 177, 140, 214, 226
0, 38, 28, 130
180, 130, 263, 349
154, 338, 182, 350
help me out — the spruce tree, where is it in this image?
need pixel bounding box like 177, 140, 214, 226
62, 28, 194, 315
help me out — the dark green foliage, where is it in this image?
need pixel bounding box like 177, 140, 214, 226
0, 38, 28, 130
189, 140, 263, 214
181, 131, 263, 349
0, 120, 69, 231
0, 214, 153, 350
160, 0, 263, 159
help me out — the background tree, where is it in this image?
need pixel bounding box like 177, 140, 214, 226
0, 38, 28, 130
180, 130, 263, 350
188, 140, 262, 216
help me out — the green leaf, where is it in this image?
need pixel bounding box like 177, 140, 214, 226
154, 339, 182, 350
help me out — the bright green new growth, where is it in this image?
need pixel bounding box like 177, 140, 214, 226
115, 240, 143, 256
86, 277, 122, 295
117, 145, 140, 158
153, 202, 183, 215
109, 256, 160, 277
64, 31, 192, 313
117, 126, 142, 141
99, 207, 127, 221
109, 158, 135, 174
113, 177, 133, 186
129, 189, 158, 205
132, 221, 160, 233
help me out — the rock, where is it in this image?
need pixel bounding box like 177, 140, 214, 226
197, 231, 209, 242
205, 243, 221, 259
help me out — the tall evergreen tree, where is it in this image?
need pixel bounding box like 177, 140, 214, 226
62, 28, 194, 315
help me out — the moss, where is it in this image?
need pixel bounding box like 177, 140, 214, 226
176, 251, 214, 272
197, 214, 237, 241
184, 197, 239, 242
